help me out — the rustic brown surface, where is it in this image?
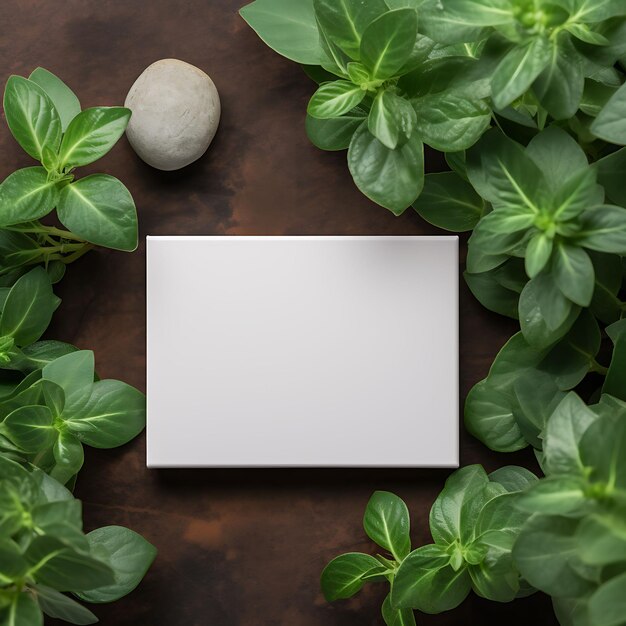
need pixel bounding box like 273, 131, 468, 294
0, 1, 557, 624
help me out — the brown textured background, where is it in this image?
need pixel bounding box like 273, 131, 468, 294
0, 1, 557, 624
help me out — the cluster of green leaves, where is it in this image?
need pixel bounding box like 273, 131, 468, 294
0, 455, 155, 626
0, 68, 137, 286
240, 0, 626, 215
322, 389, 626, 625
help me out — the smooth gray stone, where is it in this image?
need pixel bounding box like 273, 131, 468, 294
124, 59, 221, 171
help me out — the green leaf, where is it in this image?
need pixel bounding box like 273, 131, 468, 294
347, 123, 423, 214
513, 515, 596, 597
360, 9, 417, 79
0, 167, 59, 226
57, 175, 138, 252
51, 431, 84, 484
551, 167, 601, 222
464, 269, 521, 319
438, 0, 514, 26
58, 107, 131, 168
381, 594, 416, 626
488, 465, 537, 492
239, 0, 323, 64
307, 81, 366, 119
305, 113, 365, 150
391, 544, 471, 612
363, 491, 410, 561
3, 75, 62, 160
464, 380, 526, 452
0, 539, 28, 579
552, 243, 594, 307
368, 90, 416, 150
543, 393, 598, 477
525, 232, 553, 278
34, 584, 98, 625
320, 552, 381, 601
491, 37, 552, 109
42, 350, 94, 413
11, 340, 78, 373
29, 68, 81, 132
533, 37, 584, 120
418, 0, 487, 43
314, 0, 387, 60
516, 476, 587, 515
589, 251, 622, 323
5, 593, 43, 626
591, 81, 626, 144
429, 465, 489, 545
565, 0, 626, 22
75, 526, 156, 603
518, 274, 579, 349
347, 62, 370, 84
25, 536, 114, 591
413, 172, 484, 232
576, 511, 626, 566
3, 405, 55, 452
413, 92, 491, 152
64, 380, 145, 449
576, 205, 626, 254
0, 267, 60, 346
588, 573, 626, 626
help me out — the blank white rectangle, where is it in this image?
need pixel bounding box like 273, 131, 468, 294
147, 236, 458, 467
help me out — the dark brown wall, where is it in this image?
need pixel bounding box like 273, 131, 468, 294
0, 2, 556, 624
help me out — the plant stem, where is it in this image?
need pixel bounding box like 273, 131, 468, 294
589, 359, 609, 376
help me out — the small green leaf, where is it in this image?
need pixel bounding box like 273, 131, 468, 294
34, 585, 98, 625
57, 175, 138, 252
491, 37, 552, 109
0, 167, 59, 226
3, 405, 55, 452
305, 113, 365, 150
239, 0, 323, 64
75, 527, 156, 603
0, 267, 60, 346
348, 123, 423, 214
29, 68, 81, 132
360, 9, 417, 79
58, 107, 131, 168
413, 172, 484, 232
320, 552, 381, 602
381, 593, 416, 626
3, 75, 62, 160
368, 90, 416, 149
51, 431, 84, 485
525, 232, 553, 278
363, 491, 410, 561
576, 205, 626, 254
307, 81, 366, 119
552, 243, 594, 306
347, 62, 370, 84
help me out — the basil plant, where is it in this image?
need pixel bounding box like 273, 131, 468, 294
0, 68, 137, 287
0, 455, 155, 626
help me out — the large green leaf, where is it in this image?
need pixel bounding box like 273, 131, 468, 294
464, 269, 521, 319
491, 37, 552, 109
413, 92, 490, 152
58, 107, 130, 168
359, 9, 417, 79
3, 75, 62, 160
363, 491, 410, 561
591, 82, 626, 144
240, 0, 323, 64
320, 552, 381, 601
0, 267, 60, 346
391, 544, 471, 612
516, 476, 587, 515
64, 380, 145, 449
347, 123, 423, 214
588, 573, 626, 626
0, 167, 59, 226
75, 526, 156, 603
576, 205, 626, 253
413, 172, 484, 232
29, 68, 81, 132
576, 511, 626, 566
5, 592, 43, 626
42, 350, 94, 413
57, 175, 138, 252
439, 0, 514, 26
307, 81, 366, 119
3, 405, 55, 453
314, 0, 387, 60
25, 536, 114, 591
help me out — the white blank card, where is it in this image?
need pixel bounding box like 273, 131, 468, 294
147, 236, 458, 467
